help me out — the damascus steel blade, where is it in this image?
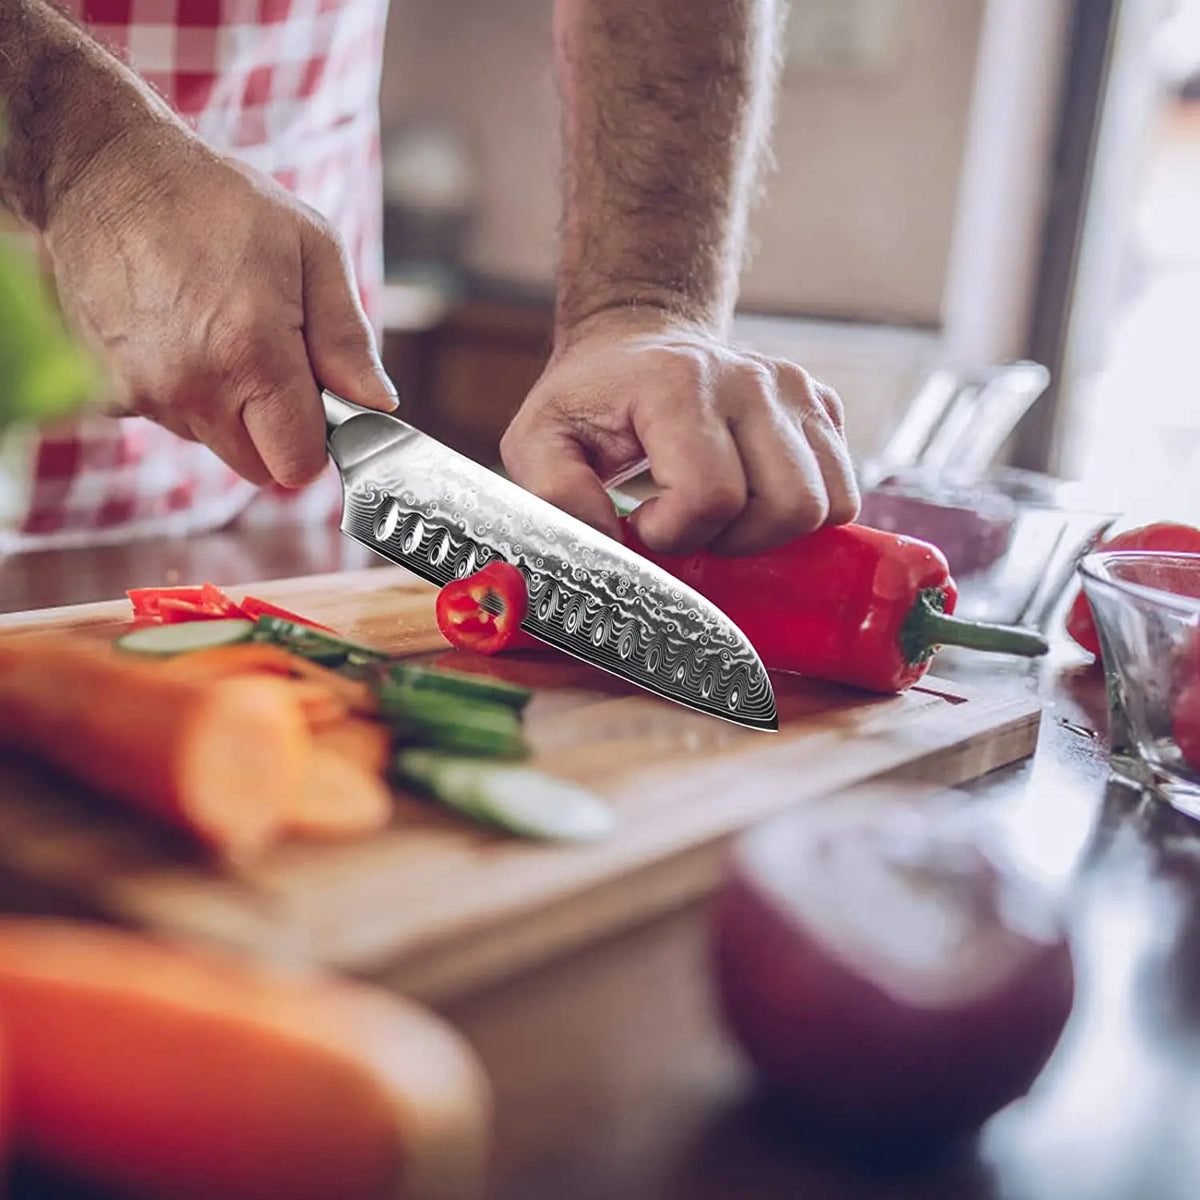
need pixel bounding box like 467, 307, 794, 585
324, 392, 776, 731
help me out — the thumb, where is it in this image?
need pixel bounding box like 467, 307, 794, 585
300, 221, 398, 412
500, 422, 622, 542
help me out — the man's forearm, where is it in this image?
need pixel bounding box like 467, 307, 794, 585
0, 1, 174, 229
552, 0, 783, 338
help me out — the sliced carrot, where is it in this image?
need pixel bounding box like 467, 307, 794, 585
159, 643, 309, 683
284, 749, 394, 839
161, 644, 377, 716
0, 634, 310, 862
314, 717, 393, 776
286, 660, 377, 717
0, 918, 490, 1200
291, 680, 352, 729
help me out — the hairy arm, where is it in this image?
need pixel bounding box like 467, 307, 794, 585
552, 0, 783, 338
502, 0, 857, 556
0, 0, 175, 230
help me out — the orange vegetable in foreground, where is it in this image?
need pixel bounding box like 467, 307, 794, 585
315, 717, 394, 776
0, 633, 397, 859
0, 919, 490, 1200
0, 634, 310, 862
287, 748, 395, 839
161, 642, 376, 717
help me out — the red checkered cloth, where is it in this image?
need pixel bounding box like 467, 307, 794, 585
2, 0, 387, 551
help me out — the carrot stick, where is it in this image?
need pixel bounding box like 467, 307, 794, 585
161, 644, 377, 715
314, 718, 393, 776
160, 647, 356, 727
158, 643, 314, 682
0, 634, 311, 862
291, 681, 352, 729
284, 749, 394, 839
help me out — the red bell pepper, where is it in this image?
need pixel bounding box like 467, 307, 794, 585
236, 595, 335, 633
436, 562, 541, 655
1066, 523, 1200, 656
622, 519, 1048, 693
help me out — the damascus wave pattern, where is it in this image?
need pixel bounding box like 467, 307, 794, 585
331, 421, 776, 730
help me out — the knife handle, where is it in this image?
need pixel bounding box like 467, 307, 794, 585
322, 390, 372, 431
322, 388, 418, 437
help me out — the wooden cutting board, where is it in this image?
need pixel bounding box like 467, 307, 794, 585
0, 567, 1042, 1003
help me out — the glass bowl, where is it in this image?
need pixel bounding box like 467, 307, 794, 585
1079, 551, 1200, 815
856, 466, 1117, 629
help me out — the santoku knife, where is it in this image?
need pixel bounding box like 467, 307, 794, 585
322, 390, 777, 731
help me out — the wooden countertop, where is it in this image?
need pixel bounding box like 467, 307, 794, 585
1, 524, 1191, 1200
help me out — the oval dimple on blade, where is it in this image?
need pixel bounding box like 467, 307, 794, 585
329, 418, 778, 731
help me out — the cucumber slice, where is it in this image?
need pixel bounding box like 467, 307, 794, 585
396, 750, 617, 842
116, 618, 256, 656
252, 617, 388, 667
381, 688, 529, 759
382, 664, 532, 712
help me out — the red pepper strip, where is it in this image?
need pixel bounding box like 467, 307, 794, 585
126, 586, 207, 618
237, 595, 337, 633
622, 519, 1048, 694
200, 582, 246, 618
1066, 523, 1200, 656
156, 598, 228, 624
436, 562, 541, 655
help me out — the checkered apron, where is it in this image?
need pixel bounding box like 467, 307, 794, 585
1, 0, 388, 551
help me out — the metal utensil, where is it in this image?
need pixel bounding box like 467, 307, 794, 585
322, 391, 777, 731
863, 361, 1051, 488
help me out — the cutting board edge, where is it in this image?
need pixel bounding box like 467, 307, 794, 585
352, 699, 1042, 1004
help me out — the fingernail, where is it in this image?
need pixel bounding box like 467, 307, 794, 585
380, 372, 400, 410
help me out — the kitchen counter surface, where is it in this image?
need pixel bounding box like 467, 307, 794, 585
1, 525, 1192, 1200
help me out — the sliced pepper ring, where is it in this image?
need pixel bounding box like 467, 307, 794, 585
436, 562, 537, 656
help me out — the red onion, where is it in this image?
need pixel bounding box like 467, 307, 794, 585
710, 798, 1074, 1149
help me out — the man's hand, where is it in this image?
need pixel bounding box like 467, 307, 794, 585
501, 310, 859, 556
0, 0, 393, 490
539, 0, 856, 557
43, 127, 396, 488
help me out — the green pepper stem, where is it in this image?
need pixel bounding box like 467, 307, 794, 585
901, 588, 1049, 663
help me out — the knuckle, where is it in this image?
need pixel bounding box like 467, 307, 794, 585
657, 345, 709, 395
795, 490, 831, 530
697, 477, 746, 524
269, 449, 324, 489
498, 420, 533, 470
828, 491, 861, 525
816, 383, 845, 429
776, 363, 842, 425
239, 386, 323, 487
207, 311, 273, 380
301, 205, 341, 248
740, 358, 777, 397
771, 488, 829, 536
